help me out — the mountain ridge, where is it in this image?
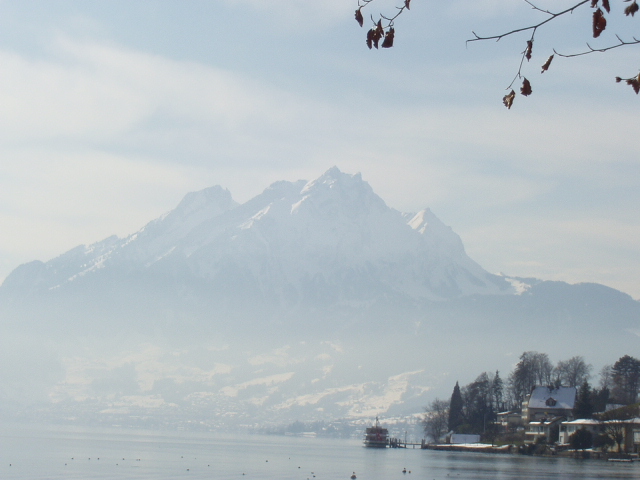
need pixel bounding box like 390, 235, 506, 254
1, 167, 638, 428
2, 167, 514, 304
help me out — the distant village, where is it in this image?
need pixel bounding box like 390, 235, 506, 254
423, 352, 640, 457
260, 352, 640, 460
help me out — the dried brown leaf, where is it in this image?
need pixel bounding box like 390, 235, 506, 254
602, 0, 610, 12
373, 20, 384, 48
591, 0, 598, 7
626, 75, 640, 94
355, 8, 364, 27
592, 8, 606, 38
503, 90, 516, 109
541, 55, 554, 73
626, 79, 640, 94
520, 78, 532, 96
525, 40, 533, 62
625, 0, 639, 16
405, 0, 411, 9
366, 20, 385, 49
381, 27, 395, 48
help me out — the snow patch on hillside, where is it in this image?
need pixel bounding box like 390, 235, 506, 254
346, 370, 424, 418
221, 372, 295, 398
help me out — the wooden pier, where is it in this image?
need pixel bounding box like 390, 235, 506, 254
389, 438, 426, 449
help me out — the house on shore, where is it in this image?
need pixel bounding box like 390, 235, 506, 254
525, 417, 565, 444
522, 386, 577, 423
523, 386, 576, 444
558, 419, 602, 445
496, 411, 523, 432
602, 418, 640, 454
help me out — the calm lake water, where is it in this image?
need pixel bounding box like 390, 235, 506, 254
0, 425, 638, 480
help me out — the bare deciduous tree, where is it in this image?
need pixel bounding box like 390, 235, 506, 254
599, 364, 614, 389
508, 351, 553, 405
424, 398, 449, 443
553, 356, 592, 387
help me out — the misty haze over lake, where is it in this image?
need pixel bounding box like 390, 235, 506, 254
1, 168, 638, 430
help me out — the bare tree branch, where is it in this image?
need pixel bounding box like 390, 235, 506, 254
467, 0, 592, 90
554, 34, 640, 56
465, 0, 639, 105
467, 0, 591, 44
356, 0, 410, 28
354, 0, 640, 106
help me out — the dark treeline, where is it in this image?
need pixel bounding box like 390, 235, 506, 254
424, 352, 640, 441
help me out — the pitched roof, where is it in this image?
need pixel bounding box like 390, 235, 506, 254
528, 386, 576, 410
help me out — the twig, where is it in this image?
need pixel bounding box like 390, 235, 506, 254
555, 35, 640, 57
357, 0, 410, 28
467, 0, 590, 44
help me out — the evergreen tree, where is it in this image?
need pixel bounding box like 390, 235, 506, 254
460, 372, 495, 434
448, 381, 464, 432
574, 380, 594, 419
590, 386, 610, 413
570, 428, 593, 451
611, 355, 640, 405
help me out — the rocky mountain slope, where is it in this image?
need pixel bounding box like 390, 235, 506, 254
1, 167, 638, 428
3, 167, 512, 305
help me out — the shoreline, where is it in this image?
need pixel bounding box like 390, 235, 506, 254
423, 443, 513, 454
421, 443, 638, 461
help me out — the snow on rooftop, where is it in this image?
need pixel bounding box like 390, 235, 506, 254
563, 418, 601, 425
528, 386, 576, 410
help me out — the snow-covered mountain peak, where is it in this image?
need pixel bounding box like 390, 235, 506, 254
300, 166, 363, 194
133, 185, 238, 246
2, 168, 516, 300
295, 166, 388, 221
173, 185, 236, 219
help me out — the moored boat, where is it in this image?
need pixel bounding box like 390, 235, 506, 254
364, 417, 389, 448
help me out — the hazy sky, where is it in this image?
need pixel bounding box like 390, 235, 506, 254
1, 0, 639, 298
